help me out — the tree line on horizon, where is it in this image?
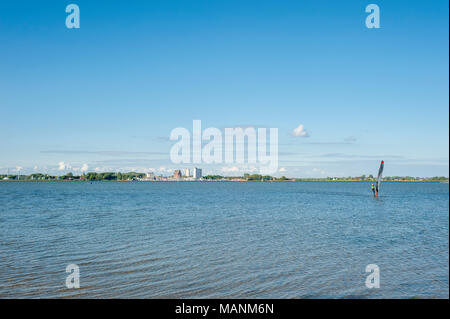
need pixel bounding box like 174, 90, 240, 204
0, 172, 145, 181
0, 172, 448, 182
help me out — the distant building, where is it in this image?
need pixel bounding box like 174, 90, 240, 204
146, 172, 155, 178
184, 168, 190, 177
173, 170, 182, 179
193, 167, 202, 179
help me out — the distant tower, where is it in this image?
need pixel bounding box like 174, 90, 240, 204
173, 170, 182, 179
193, 167, 202, 179
184, 168, 190, 177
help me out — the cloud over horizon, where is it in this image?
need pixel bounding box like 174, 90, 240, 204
292, 124, 309, 137
58, 161, 71, 171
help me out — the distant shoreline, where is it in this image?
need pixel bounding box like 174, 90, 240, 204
1, 172, 448, 183
1, 179, 448, 183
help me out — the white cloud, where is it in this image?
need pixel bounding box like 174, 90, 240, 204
80, 163, 89, 172
58, 161, 71, 171
220, 165, 258, 173
15, 166, 23, 172
279, 167, 287, 172
292, 124, 309, 137
221, 166, 240, 173
158, 166, 171, 173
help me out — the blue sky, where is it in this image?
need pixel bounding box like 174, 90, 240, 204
0, 0, 448, 177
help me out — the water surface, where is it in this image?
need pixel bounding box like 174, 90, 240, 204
0, 181, 448, 298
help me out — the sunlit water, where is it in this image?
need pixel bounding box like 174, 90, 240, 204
0, 181, 448, 298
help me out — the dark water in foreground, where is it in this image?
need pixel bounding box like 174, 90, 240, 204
0, 181, 448, 298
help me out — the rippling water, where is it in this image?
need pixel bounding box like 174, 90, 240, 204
0, 181, 448, 298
